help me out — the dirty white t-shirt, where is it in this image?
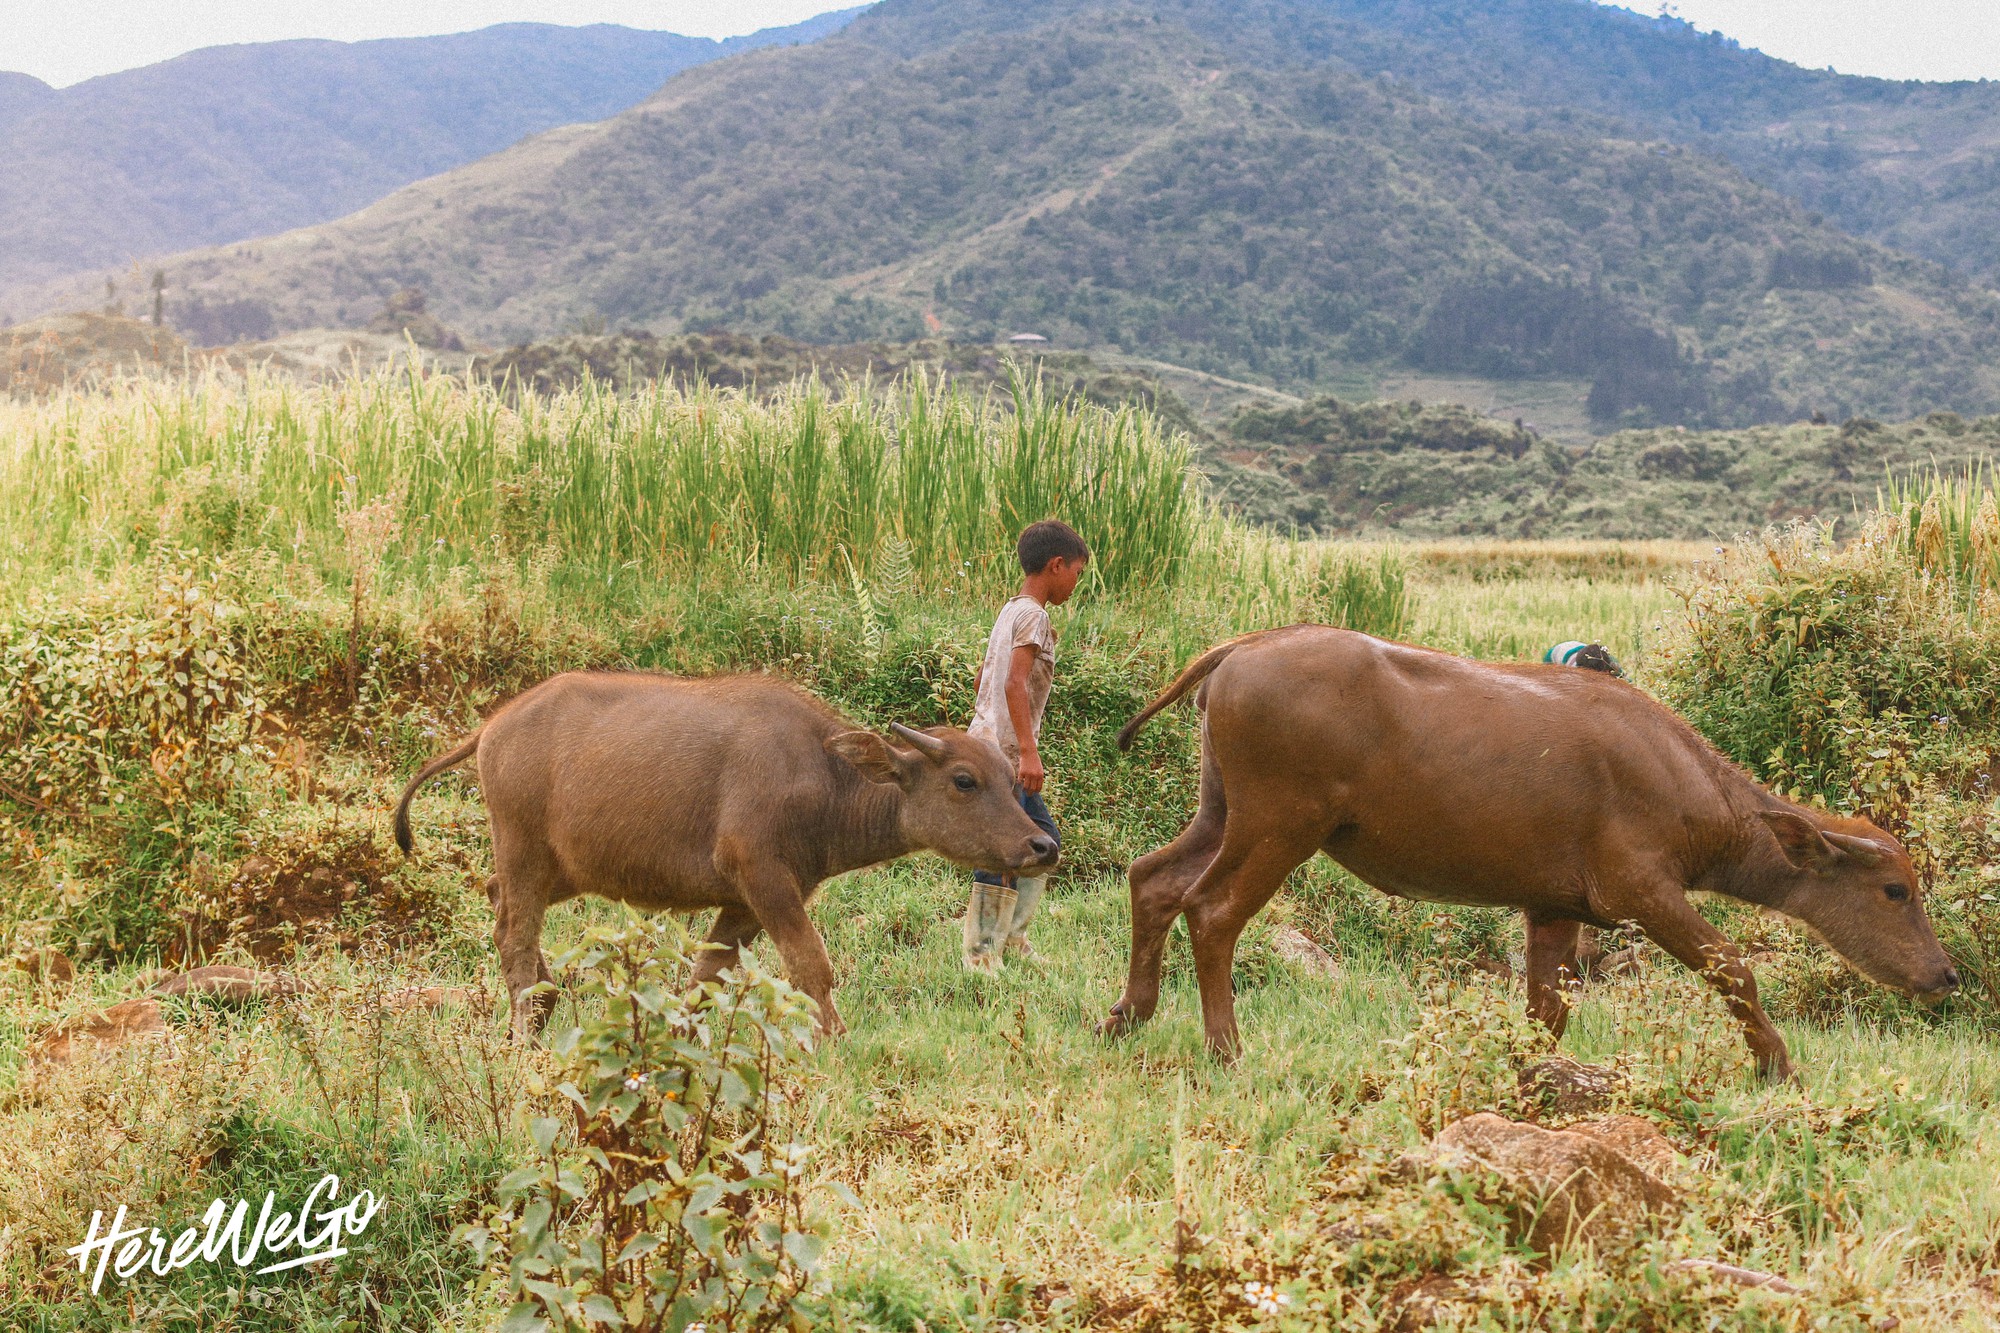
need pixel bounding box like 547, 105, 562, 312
968, 595, 1056, 766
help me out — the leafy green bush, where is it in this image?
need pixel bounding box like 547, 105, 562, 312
463, 917, 829, 1332
0, 555, 273, 819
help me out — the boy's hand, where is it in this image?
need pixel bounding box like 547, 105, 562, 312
1017, 748, 1045, 795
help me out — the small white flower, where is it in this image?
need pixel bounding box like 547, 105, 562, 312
623, 1072, 650, 1092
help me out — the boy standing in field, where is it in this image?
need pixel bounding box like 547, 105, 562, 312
962, 519, 1090, 973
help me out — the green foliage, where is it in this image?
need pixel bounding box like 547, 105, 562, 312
1382, 975, 1551, 1136
0, 554, 273, 818
1232, 395, 1539, 459
463, 917, 828, 1332
1245, 409, 2000, 539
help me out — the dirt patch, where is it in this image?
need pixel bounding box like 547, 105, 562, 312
174, 823, 451, 964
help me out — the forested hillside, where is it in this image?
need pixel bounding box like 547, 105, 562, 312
38, 1, 1999, 429
0, 10, 861, 309
857, 0, 2000, 287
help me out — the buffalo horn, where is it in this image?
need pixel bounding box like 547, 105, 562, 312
1821, 830, 1890, 866
888, 722, 949, 760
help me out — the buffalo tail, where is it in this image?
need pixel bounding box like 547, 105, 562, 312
393, 732, 482, 854
1115, 635, 1259, 752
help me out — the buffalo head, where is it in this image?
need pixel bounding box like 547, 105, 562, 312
826, 724, 1058, 875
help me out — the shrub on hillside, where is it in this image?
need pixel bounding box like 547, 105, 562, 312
0, 555, 273, 818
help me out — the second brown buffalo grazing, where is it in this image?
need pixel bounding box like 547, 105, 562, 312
395, 672, 1057, 1037
1105, 626, 1959, 1079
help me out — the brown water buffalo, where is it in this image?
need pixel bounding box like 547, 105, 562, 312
395, 671, 1058, 1037
1104, 626, 1960, 1080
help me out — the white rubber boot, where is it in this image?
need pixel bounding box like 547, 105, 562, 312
962, 883, 1017, 974
1004, 876, 1046, 960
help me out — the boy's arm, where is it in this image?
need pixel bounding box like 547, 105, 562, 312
1004, 642, 1044, 793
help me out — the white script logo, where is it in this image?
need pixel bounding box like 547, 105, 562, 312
67, 1174, 382, 1292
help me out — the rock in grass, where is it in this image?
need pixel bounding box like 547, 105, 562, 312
30, 998, 167, 1066
1564, 1113, 1682, 1178
1519, 1056, 1627, 1117
1270, 926, 1338, 977
10, 948, 74, 984
1397, 1112, 1678, 1255
1666, 1259, 1803, 1294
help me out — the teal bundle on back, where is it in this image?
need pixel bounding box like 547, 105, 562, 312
1545, 641, 1624, 676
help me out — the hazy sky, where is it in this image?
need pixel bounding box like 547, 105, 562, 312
3, 0, 1996, 88
1647, 1, 2000, 84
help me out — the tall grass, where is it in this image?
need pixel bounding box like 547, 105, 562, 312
1881, 465, 2000, 593
0, 363, 1204, 596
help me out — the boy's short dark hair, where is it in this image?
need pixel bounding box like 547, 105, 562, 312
1018, 519, 1090, 574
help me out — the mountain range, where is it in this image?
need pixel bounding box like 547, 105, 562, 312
0, 9, 863, 311
9, 0, 2000, 429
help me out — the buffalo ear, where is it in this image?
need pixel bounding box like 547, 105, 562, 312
1758, 810, 1838, 871
826, 731, 910, 788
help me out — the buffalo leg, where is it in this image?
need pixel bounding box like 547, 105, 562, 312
1104, 807, 1224, 1036
495, 888, 554, 1041
490, 832, 562, 1040
691, 905, 763, 985
1630, 893, 1793, 1081
1105, 725, 1227, 1036
1522, 915, 1583, 1036
1181, 827, 1321, 1061
715, 845, 844, 1036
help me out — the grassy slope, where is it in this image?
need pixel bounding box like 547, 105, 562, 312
9, 553, 1999, 1330
20, 4, 2000, 428
4, 372, 1998, 1328
1225, 403, 2000, 538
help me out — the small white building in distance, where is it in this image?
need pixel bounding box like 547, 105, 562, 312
1006, 332, 1049, 344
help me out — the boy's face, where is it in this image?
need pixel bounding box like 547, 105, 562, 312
1041, 555, 1087, 605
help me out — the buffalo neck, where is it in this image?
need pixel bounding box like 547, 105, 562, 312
824, 778, 911, 877
1689, 777, 1804, 911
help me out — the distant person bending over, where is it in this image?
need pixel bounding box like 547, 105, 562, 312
962, 519, 1090, 972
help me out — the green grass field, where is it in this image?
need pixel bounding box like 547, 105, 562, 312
2, 368, 1996, 1331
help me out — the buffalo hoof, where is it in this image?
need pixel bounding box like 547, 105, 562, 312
1755, 1056, 1799, 1085
1098, 1003, 1144, 1038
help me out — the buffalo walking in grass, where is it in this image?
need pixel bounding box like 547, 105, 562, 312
1104, 626, 1960, 1080
395, 671, 1058, 1038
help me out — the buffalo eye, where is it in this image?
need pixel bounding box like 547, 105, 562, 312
953, 772, 978, 792
1884, 882, 1910, 902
